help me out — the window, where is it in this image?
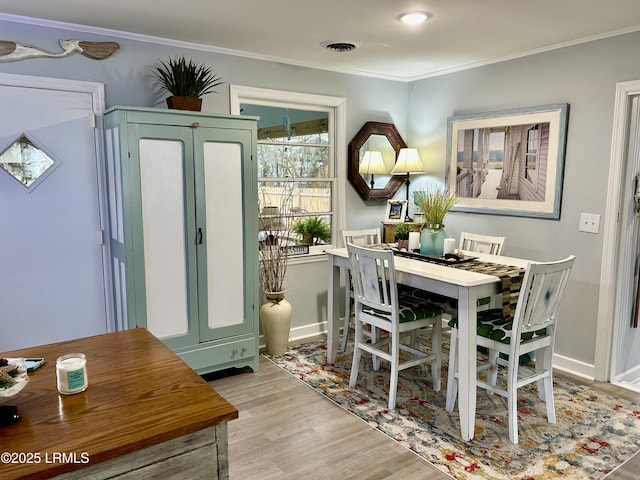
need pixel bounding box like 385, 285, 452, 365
0, 133, 61, 191
231, 86, 346, 257
525, 124, 540, 184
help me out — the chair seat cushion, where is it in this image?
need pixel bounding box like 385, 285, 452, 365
362, 287, 443, 323
448, 308, 547, 344
405, 289, 491, 312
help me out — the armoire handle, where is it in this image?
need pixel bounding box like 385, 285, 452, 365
197, 227, 203, 245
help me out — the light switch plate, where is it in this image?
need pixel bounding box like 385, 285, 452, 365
579, 213, 600, 233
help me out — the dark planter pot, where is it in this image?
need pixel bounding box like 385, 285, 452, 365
166, 96, 202, 111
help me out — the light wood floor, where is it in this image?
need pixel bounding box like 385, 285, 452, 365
207, 341, 640, 480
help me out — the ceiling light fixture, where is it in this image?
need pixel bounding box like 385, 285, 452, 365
399, 11, 432, 25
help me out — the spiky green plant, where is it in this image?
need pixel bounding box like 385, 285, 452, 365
150, 56, 224, 98
292, 217, 332, 245
393, 222, 415, 240
412, 186, 458, 224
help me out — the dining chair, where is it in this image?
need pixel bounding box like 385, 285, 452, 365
460, 232, 506, 310
459, 231, 506, 255
339, 228, 382, 352
347, 243, 444, 409
426, 232, 508, 324
445, 255, 575, 444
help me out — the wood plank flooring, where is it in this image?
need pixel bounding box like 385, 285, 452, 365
207, 341, 640, 480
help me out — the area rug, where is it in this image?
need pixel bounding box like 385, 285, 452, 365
264, 339, 640, 480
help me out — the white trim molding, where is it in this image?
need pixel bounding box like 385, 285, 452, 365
595, 79, 640, 381
229, 85, 347, 251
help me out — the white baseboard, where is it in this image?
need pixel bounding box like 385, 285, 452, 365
258, 321, 329, 351
551, 353, 595, 380
289, 321, 328, 342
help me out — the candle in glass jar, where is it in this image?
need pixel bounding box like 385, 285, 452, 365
56, 353, 88, 395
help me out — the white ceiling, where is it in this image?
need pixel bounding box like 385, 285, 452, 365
2, 0, 640, 81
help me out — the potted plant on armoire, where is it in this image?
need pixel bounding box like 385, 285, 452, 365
150, 55, 224, 111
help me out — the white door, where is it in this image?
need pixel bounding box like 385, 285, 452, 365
0, 74, 109, 351
610, 94, 640, 387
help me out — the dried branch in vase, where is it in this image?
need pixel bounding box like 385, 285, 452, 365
258, 176, 296, 294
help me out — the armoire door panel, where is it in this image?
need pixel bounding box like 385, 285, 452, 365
195, 128, 255, 341
203, 141, 244, 330
139, 138, 190, 338
127, 123, 199, 350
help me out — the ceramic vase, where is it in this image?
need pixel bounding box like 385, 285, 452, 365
420, 223, 446, 256
260, 291, 292, 355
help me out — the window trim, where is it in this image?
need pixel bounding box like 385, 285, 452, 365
230, 85, 346, 258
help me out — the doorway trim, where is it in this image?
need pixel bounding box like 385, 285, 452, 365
0, 72, 114, 332
595, 79, 640, 381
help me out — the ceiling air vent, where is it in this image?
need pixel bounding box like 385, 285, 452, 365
320, 40, 360, 53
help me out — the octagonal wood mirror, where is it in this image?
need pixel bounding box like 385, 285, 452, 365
348, 121, 406, 201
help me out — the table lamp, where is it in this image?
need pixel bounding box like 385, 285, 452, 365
358, 150, 387, 188
391, 147, 426, 221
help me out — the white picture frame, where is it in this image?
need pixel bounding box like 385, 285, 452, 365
446, 103, 569, 219
384, 199, 407, 223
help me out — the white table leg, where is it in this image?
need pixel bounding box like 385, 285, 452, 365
327, 257, 341, 364
457, 286, 478, 441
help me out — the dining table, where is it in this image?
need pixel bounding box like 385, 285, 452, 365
326, 246, 530, 441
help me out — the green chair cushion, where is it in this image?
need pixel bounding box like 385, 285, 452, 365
406, 289, 491, 311
448, 308, 547, 344
361, 287, 443, 323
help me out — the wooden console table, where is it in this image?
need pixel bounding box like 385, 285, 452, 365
0, 328, 238, 480
381, 221, 423, 243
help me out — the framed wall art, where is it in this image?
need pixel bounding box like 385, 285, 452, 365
446, 103, 569, 219
384, 199, 407, 223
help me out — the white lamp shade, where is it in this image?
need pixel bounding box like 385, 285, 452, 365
359, 150, 388, 175
391, 148, 426, 174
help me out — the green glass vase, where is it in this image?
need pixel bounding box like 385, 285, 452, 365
420, 223, 446, 257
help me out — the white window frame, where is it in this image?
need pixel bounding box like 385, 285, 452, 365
230, 85, 346, 262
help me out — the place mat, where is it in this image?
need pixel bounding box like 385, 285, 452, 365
451, 260, 525, 321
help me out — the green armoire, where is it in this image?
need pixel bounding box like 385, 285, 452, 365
103, 106, 259, 374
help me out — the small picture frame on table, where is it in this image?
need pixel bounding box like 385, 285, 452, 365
384, 200, 407, 223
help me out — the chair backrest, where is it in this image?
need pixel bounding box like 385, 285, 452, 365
459, 232, 506, 255
346, 243, 397, 317
342, 228, 381, 248
512, 255, 575, 342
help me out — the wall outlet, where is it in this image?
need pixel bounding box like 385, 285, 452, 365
579, 213, 600, 233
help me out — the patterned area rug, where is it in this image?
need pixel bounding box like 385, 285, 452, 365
265, 339, 640, 479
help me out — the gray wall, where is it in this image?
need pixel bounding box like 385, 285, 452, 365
399, 31, 640, 368
3, 17, 640, 372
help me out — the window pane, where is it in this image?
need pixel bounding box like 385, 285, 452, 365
0, 135, 55, 187
241, 104, 329, 144
241, 99, 336, 253
259, 181, 332, 216
258, 144, 329, 178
